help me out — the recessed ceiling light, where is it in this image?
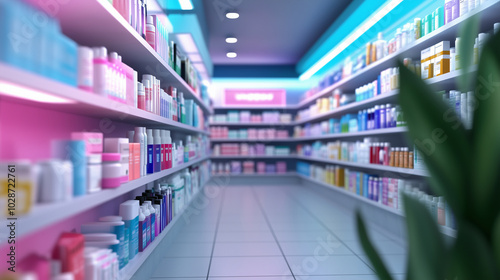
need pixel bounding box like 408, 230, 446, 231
225, 37, 238, 44
226, 52, 237, 58
226, 12, 239, 19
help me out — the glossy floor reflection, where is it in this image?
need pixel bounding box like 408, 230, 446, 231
150, 183, 407, 280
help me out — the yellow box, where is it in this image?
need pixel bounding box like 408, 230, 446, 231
433, 41, 450, 76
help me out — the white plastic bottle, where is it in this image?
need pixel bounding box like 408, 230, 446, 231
133, 127, 145, 177
184, 136, 191, 163
172, 143, 177, 168
142, 79, 152, 113
141, 204, 151, 246
93, 46, 108, 96
178, 141, 184, 166
460, 0, 468, 17
146, 16, 156, 50
142, 127, 148, 175
77, 46, 93, 92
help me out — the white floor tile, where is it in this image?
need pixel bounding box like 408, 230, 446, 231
209, 256, 292, 277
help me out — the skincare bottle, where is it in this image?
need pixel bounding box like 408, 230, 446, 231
153, 130, 162, 173
144, 201, 156, 241
146, 16, 156, 49
133, 127, 145, 177
138, 205, 146, 252
137, 82, 145, 110
165, 130, 172, 169
146, 129, 154, 174
77, 46, 93, 92
142, 127, 148, 175
93, 47, 108, 96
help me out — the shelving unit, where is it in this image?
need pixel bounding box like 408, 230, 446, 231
211, 138, 296, 143
52, 0, 212, 114
212, 106, 298, 111
294, 68, 475, 126
0, 64, 210, 135
294, 127, 408, 141
211, 155, 296, 159
16, 156, 211, 239
119, 182, 209, 280
209, 122, 295, 127
295, 0, 500, 109
295, 155, 428, 177
211, 172, 298, 177
297, 174, 456, 237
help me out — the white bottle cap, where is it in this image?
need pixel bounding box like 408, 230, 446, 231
109, 52, 119, 61
137, 82, 145, 95
78, 46, 93, 60
52, 273, 75, 280
147, 15, 154, 25
142, 74, 153, 81
119, 200, 140, 220
98, 216, 123, 222
93, 46, 107, 59
87, 154, 102, 164
143, 79, 150, 89
83, 233, 117, 241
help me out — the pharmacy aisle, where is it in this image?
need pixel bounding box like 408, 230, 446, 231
148, 181, 407, 280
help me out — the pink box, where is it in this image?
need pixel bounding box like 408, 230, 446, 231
257, 162, 266, 174
71, 132, 103, 154
277, 161, 287, 173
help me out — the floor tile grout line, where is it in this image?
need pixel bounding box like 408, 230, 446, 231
302, 181, 408, 246
250, 186, 297, 280
206, 186, 227, 280
286, 187, 378, 274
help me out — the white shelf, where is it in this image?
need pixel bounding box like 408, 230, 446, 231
297, 174, 456, 237
213, 106, 298, 111
52, 0, 211, 114
119, 181, 210, 280
294, 68, 472, 125
296, 0, 500, 109
211, 155, 296, 159
211, 172, 298, 177
295, 155, 429, 177
295, 91, 399, 125
210, 138, 296, 143
210, 122, 295, 127
294, 127, 408, 141
0, 64, 209, 135
15, 156, 211, 239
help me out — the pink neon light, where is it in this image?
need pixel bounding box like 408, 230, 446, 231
224, 89, 286, 107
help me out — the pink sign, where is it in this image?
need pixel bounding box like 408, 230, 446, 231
224, 89, 286, 107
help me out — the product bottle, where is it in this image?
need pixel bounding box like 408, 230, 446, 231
184, 136, 191, 163
180, 92, 186, 124
380, 105, 386, 129
93, 46, 108, 96
460, 0, 468, 17
108, 52, 119, 99
77, 46, 94, 92
133, 127, 145, 177
119, 200, 139, 260
146, 16, 156, 49
137, 82, 145, 110
142, 77, 152, 113
153, 129, 162, 173
141, 204, 151, 246
144, 201, 156, 241
147, 129, 154, 174
165, 130, 172, 169
142, 128, 148, 175
138, 206, 146, 252
160, 130, 166, 170
153, 199, 162, 234
171, 88, 178, 122
172, 143, 177, 168
374, 32, 387, 61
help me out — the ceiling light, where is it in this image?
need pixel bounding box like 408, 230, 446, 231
225, 37, 238, 44
299, 0, 403, 80
178, 0, 194, 10
226, 52, 237, 58
226, 12, 239, 19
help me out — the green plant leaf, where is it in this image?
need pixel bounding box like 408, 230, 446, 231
492, 215, 500, 269
355, 211, 393, 280
403, 194, 446, 280
398, 61, 471, 217
449, 221, 499, 279
470, 32, 500, 236
458, 14, 479, 92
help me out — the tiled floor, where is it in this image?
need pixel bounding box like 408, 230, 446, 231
150, 183, 407, 280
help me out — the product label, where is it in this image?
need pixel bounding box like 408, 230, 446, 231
147, 145, 154, 174
141, 222, 147, 250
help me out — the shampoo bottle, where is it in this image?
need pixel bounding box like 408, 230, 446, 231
146, 129, 154, 174
153, 129, 162, 173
